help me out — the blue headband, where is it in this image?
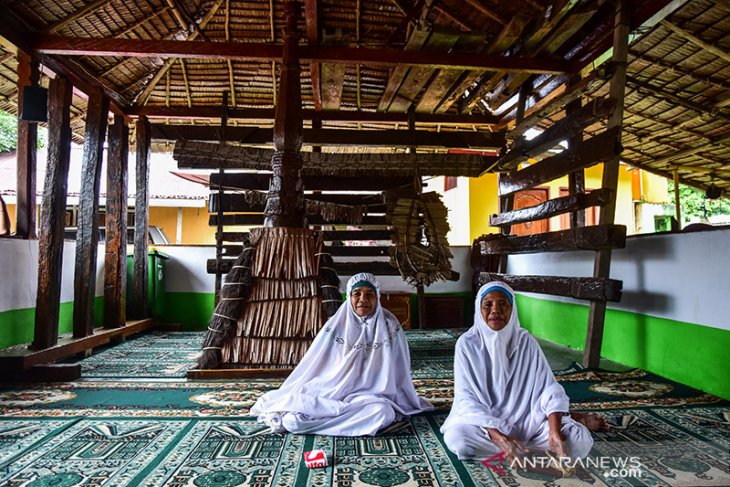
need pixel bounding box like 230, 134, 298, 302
480, 286, 513, 305
351, 281, 377, 293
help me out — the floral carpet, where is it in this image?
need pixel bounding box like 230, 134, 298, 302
0, 330, 727, 486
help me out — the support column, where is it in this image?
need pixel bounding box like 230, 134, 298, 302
15, 52, 40, 239
567, 75, 586, 229
263, 1, 305, 228
132, 115, 151, 318
33, 75, 73, 350
584, 0, 629, 369
73, 88, 110, 337
104, 115, 129, 328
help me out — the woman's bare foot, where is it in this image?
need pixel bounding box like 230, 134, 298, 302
570, 411, 609, 432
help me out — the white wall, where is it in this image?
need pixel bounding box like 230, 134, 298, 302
507, 228, 730, 331
160, 244, 474, 294
0, 239, 104, 312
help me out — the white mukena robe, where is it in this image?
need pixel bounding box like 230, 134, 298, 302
441, 281, 593, 460
251, 273, 433, 436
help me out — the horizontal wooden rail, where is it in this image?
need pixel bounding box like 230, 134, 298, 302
490, 188, 613, 227
210, 213, 387, 226
210, 173, 412, 191
221, 244, 392, 258
475, 224, 626, 255
476, 272, 622, 301
217, 229, 394, 242
208, 194, 387, 214
498, 128, 620, 196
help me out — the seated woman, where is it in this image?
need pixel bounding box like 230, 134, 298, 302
441, 281, 594, 464
251, 272, 433, 436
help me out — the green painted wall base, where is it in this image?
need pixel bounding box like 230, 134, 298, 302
516, 294, 730, 401
162, 292, 216, 331
0, 298, 104, 349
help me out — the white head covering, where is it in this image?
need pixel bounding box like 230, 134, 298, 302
251, 273, 433, 431
473, 281, 521, 391
441, 281, 569, 438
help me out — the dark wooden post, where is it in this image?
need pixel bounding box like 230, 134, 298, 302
103, 115, 129, 328
132, 115, 151, 318
73, 88, 110, 337
407, 108, 427, 329
566, 76, 586, 229
263, 1, 305, 228
33, 75, 73, 350
15, 52, 40, 239
584, 0, 629, 368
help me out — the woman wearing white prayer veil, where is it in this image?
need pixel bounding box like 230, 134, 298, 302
251, 272, 433, 436
441, 281, 593, 464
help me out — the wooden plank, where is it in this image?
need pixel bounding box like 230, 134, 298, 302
15, 52, 39, 239
490, 188, 613, 227
476, 224, 626, 255
73, 88, 109, 338
132, 116, 151, 319
209, 193, 386, 214
132, 106, 500, 125
154, 125, 505, 148
211, 173, 412, 191
222, 244, 391, 258
497, 128, 620, 194
0, 319, 155, 370
33, 75, 73, 350
493, 97, 616, 171
476, 272, 623, 302
103, 115, 129, 329
6, 364, 82, 383
209, 213, 388, 226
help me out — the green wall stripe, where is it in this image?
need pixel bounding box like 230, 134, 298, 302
161, 292, 215, 330
515, 294, 730, 401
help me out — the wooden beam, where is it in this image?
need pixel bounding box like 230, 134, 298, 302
497, 128, 620, 195
15, 52, 39, 239
585, 0, 630, 370
132, 116, 151, 319
103, 115, 129, 329
1, 319, 154, 370
492, 98, 616, 171
650, 134, 730, 167
210, 173, 412, 191
489, 188, 614, 227
476, 272, 623, 302
175, 141, 492, 176
475, 224, 626, 255
154, 125, 505, 148
210, 193, 386, 213
73, 88, 109, 338
33, 75, 72, 350
35, 36, 575, 73
218, 229, 393, 242
660, 20, 730, 64
131, 105, 499, 124
210, 213, 387, 226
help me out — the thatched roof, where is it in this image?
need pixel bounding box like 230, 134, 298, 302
0, 0, 727, 193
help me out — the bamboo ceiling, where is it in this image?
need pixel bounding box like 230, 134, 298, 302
0, 0, 727, 192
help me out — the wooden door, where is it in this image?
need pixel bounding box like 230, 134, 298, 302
511, 188, 549, 235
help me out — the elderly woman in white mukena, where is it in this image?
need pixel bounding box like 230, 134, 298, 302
251, 273, 433, 436
441, 281, 594, 463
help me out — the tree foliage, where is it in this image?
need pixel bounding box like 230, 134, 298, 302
0, 110, 47, 152
667, 182, 730, 222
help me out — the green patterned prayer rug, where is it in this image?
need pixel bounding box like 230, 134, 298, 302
0, 407, 728, 486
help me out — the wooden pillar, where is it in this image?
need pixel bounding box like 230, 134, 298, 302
33, 75, 72, 350
406, 108, 427, 329
132, 115, 151, 318
584, 0, 629, 369
263, 1, 305, 228
103, 115, 129, 328
567, 76, 586, 229
673, 168, 681, 228
15, 52, 40, 239
73, 88, 110, 337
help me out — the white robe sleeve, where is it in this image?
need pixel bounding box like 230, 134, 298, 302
528, 336, 570, 416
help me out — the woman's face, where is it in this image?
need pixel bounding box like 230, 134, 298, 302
350, 285, 377, 317
480, 290, 513, 331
